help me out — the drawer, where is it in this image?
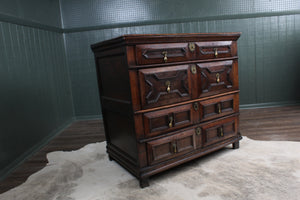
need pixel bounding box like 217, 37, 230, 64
139, 65, 195, 109
198, 60, 239, 97
201, 115, 238, 147
143, 103, 197, 138
135, 41, 235, 65
199, 94, 239, 122
196, 41, 234, 60
136, 43, 195, 65
147, 128, 197, 165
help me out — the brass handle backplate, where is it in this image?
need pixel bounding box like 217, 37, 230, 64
217, 103, 222, 114
195, 127, 201, 135
165, 80, 171, 93
168, 116, 173, 128
172, 143, 177, 153
162, 51, 168, 62
216, 73, 220, 83
218, 127, 224, 137
214, 48, 218, 58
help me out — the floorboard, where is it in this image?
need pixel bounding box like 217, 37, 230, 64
0, 106, 299, 194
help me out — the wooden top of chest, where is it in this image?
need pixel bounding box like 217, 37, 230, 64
91, 32, 241, 51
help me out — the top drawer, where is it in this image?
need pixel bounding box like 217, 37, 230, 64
135, 41, 235, 65
136, 43, 193, 65
196, 41, 234, 60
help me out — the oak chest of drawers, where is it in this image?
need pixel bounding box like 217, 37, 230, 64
91, 33, 242, 188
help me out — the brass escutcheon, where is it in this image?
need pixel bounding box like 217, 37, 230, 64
195, 127, 201, 135
189, 43, 195, 52
190, 64, 197, 74
193, 102, 199, 111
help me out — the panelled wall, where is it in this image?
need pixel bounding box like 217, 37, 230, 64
61, 0, 300, 117
0, 0, 62, 29
0, 1, 73, 179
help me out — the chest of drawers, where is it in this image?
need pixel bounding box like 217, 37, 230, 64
91, 33, 242, 188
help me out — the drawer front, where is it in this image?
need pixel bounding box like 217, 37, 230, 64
135, 41, 235, 65
196, 41, 234, 60
139, 65, 194, 109
199, 94, 239, 122
198, 60, 238, 97
147, 129, 196, 165
201, 116, 238, 147
143, 104, 196, 138
136, 43, 194, 65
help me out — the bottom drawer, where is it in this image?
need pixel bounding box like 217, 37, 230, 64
147, 129, 197, 165
201, 115, 238, 147
146, 115, 238, 166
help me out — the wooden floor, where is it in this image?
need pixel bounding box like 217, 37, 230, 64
239, 105, 300, 141
0, 105, 300, 194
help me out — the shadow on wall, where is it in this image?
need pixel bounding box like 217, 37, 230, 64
0, 80, 53, 177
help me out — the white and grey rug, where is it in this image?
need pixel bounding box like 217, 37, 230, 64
1, 137, 299, 200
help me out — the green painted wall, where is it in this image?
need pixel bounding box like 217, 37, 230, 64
0, 0, 62, 28
61, 0, 300, 117
0, 2, 73, 179
61, 0, 300, 29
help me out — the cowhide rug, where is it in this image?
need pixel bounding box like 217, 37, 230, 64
0, 137, 299, 200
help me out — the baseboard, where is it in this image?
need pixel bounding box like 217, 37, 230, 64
240, 101, 300, 109
0, 117, 75, 181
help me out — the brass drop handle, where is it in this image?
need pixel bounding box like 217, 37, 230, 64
172, 143, 177, 153
168, 116, 173, 128
216, 73, 220, 83
218, 127, 224, 137
217, 103, 222, 114
162, 51, 168, 62
214, 48, 218, 58
165, 80, 171, 93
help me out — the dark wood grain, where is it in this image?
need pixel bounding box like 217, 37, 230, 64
240, 105, 300, 141
143, 103, 194, 138
136, 43, 191, 65
198, 60, 239, 98
139, 65, 192, 109
146, 128, 196, 165
91, 33, 241, 52
199, 93, 238, 122
91, 33, 242, 187
202, 115, 238, 146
